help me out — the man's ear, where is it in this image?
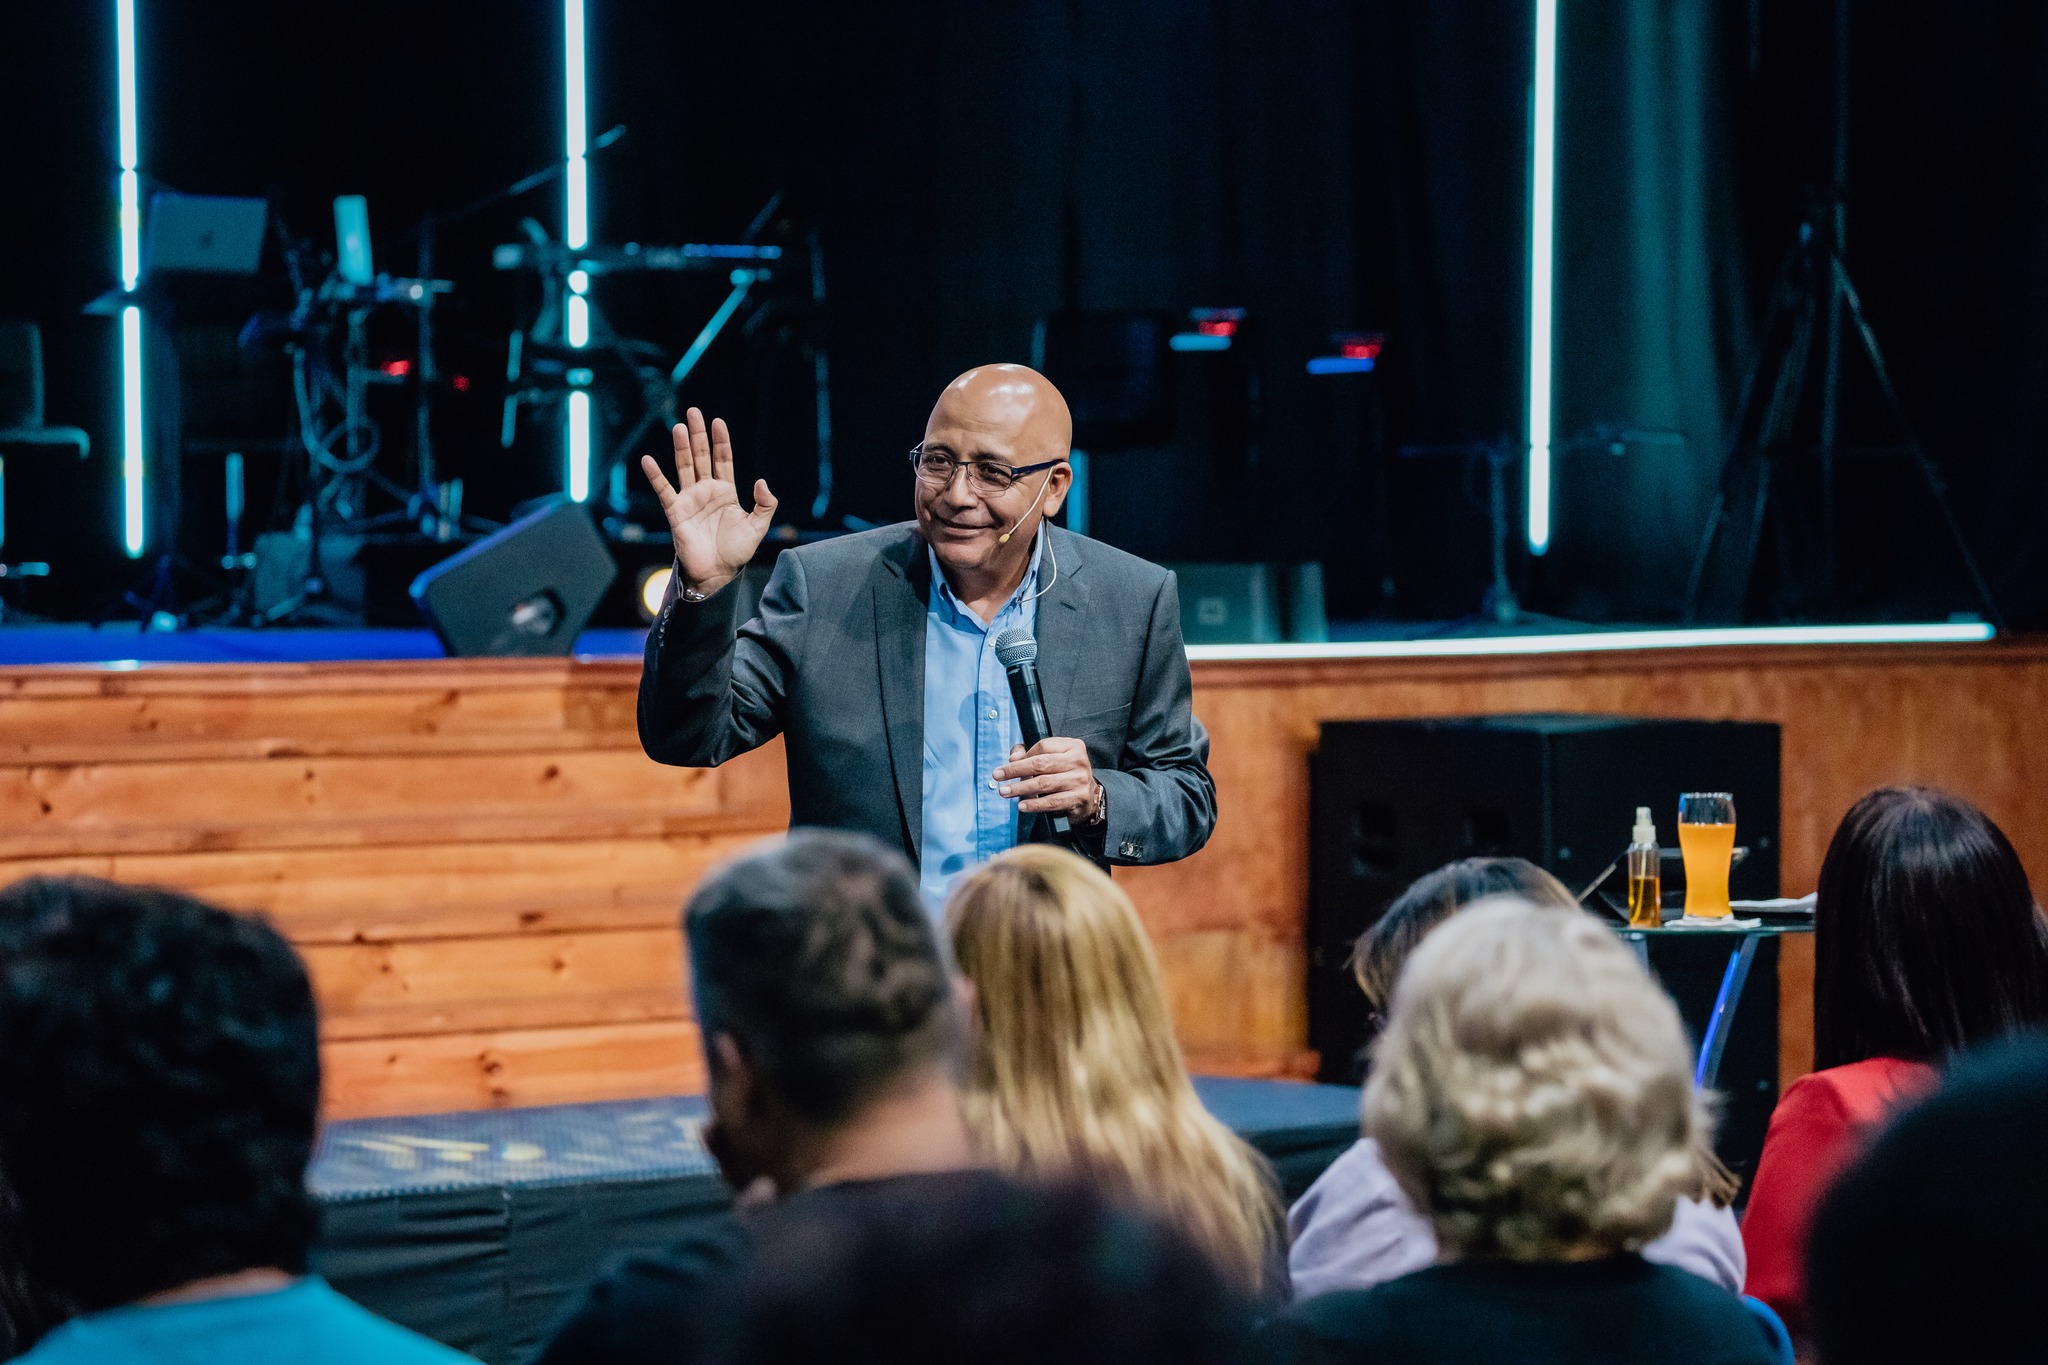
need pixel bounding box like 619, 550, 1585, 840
709, 1032, 754, 1111
1040, 462, 1072, 520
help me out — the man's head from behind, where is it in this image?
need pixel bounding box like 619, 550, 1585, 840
718, 1176, 1251, 1365
685, 831, 957, 1187
0, 876, 320, 1311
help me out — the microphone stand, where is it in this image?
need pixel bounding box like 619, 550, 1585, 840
404, 125, 628, 538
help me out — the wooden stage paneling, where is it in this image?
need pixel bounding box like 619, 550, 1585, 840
1, 639, 2043, 1118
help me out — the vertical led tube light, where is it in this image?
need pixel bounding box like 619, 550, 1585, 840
122, 307, 145, 555
563, 0, 592, 502
1525, 0, 1558, 555
117, 0, 145, 555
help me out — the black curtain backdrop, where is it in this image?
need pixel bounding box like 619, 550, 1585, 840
1548, 0, 1749, 621
3, 1, 2044, 625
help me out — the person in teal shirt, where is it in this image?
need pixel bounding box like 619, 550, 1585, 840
0, 876, 475, 1365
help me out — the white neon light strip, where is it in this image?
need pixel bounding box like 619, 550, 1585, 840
1184, 622, 1996, 664
117, 0, 139, 288
563, 0, 591, 501
564, 0, 588, 250
566, 391, 593, 503
121, 306, 145, 556
117, 0, 145, 556
1525, 0, 1558, 555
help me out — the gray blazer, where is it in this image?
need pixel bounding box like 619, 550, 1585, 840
637, 521, 1216, 869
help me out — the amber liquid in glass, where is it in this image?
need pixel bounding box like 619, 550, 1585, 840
1679, 821, 1737, 919
1627, 872, 1663, 927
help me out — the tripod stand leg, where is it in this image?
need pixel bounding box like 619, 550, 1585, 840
1831, 257, 2007, 631
1685, 237, 1809, 622
1684, 488, 1730, 621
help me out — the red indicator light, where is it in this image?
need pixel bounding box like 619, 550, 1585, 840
452, 375, 472, 392
380, 359, 413, 377
1196, 318, 1237, 337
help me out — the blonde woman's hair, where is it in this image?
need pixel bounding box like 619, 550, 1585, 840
946, 845, 1285, 1297
1364, 896, 1708, 1261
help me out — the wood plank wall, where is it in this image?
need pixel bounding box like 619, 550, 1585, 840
1, 640, 2042, 1117
1124, 640, 2048, 1091
0, 660, 785, 1117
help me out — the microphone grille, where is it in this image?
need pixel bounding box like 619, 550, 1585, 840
993, 629, 1038, 669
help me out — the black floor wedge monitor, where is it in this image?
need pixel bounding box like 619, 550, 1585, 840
410, 498, 618, 657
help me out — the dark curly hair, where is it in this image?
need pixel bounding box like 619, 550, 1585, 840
0, 876, 321, 1312
1814, 787, 2048, 1069
686, 829, 953, 1124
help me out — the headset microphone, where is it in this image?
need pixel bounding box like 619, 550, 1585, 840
997, 470, 1054, 545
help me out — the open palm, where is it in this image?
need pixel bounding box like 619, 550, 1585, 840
641, 407, 778, 595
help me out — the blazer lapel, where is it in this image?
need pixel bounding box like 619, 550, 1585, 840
1033, 527, 1090, 734
873, 532, 930, 858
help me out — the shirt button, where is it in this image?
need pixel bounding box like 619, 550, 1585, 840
986, 708, 998, 719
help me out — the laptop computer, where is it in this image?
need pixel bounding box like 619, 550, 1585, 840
143, 193, 267, 276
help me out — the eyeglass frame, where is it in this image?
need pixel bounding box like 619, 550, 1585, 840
907, 443, 1066, 495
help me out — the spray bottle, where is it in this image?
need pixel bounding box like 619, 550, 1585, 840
1627, 807, 1662, 928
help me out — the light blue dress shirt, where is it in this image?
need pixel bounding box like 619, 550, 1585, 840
919, 534, 1042, 913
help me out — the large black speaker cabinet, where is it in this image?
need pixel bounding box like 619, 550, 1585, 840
410, 499, 617, 656
1310, 714, 1782, 1181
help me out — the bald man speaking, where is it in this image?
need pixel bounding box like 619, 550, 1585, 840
637, 364, 1216, 907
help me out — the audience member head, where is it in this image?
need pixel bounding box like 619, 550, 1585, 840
946, 845, 1283, 1297
1364, 897, 1707, 1261
0, 1169, 71, 1357
1355, 857, 1737, 1208
1350, 856, 1577, 1022
717, 1175, 1252, 1365
684, 830, 961, 1191
1814, 786, 2048, 1070
0, 876, 321, 1313
1807, 1032, 2048, 1365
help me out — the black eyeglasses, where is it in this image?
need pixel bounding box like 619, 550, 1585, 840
908, 445, 1064, 497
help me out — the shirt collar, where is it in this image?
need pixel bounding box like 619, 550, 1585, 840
928, 530, 1045, 626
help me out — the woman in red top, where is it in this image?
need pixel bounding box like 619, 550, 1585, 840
1742, 787, 2048, 1341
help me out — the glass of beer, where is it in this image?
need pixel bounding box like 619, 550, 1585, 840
1678, 792, 1737, 919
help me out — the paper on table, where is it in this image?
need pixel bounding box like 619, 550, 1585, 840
1730, 894, 1817, 914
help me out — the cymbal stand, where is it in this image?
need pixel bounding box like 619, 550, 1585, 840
405, 125, 629, 538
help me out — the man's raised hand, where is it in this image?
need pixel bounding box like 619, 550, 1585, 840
641, 407, 778, 599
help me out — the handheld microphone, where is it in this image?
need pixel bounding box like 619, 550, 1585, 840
993, 629, 1070, 836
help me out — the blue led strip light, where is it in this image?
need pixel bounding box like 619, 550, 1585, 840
1525, 0, 1558, 555
563, 0, 592, 501
117, 0, 145, 556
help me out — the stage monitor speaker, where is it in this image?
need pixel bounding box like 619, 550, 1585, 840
1309, 714, 1781, 1180
410, 499, 617, 656
1167, 562, 1327, 644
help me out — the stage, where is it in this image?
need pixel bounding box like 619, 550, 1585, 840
307, 1076, 1363, 1364
0, 625, 2041, 1115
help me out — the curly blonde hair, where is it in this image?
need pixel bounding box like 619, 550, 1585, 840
1363, 896, 1708, 1261
946, 846, 1285, 1297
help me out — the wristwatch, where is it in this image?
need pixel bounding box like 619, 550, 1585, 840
1079, 779, 1108, 830
678, 582, 713, 603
